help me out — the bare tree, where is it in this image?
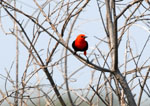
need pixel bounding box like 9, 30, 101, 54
0, 0, 150, 106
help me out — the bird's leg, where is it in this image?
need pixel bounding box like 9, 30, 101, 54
73, 51, 77, 55
86, 55, 89, 63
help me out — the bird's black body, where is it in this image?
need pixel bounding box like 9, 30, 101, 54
72, 41, 88, 53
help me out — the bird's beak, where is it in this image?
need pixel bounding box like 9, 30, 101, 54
84, 36, 87, 38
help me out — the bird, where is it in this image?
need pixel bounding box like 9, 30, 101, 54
72, 34, 88, 56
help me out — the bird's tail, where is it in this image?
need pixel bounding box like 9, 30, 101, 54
84, 51, 86, 56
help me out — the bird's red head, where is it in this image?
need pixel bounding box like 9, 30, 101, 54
76, 34, 87, 41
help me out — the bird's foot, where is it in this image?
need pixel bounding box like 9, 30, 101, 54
86, 56, 90, 63
87, 58, 90, 63
73, 51, 76, 55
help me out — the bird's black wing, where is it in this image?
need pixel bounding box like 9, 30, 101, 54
84, 41, 88, 51
72, 41, 77, 54
72, 41, 76, 50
